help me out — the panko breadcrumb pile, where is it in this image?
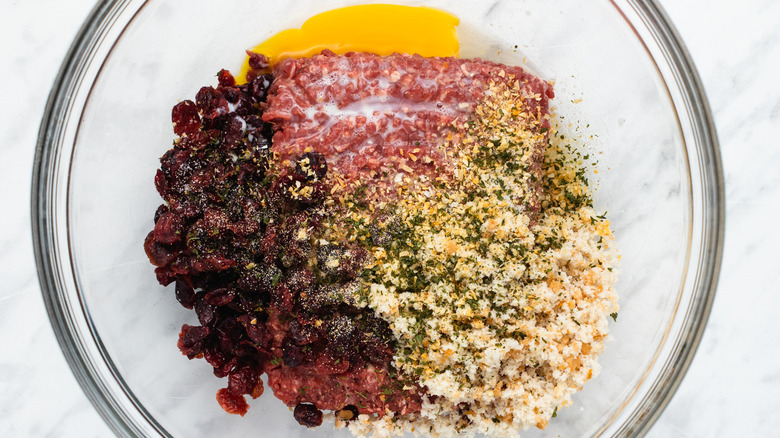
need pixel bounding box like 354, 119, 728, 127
323, 78, 619, 437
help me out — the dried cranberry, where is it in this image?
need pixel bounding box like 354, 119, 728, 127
227, 364, 259, 396
178, 129, 219, 151
153, 204, 169, 223
215, 317, 244, 350
154, 211, 183, 245
203, 346, 226, 368
175, 280, 196, 309
221, 86, 241, 104
195, 297, 217, 326
154, 169, 170, 199
294, 152, 328, 181
229, 218, 261, 237
187, 168, 214, 193
213, 355, 239, 379
171, 100, 201, 136
154, 267, 177, 286
260, 118, 274, 139
190, 254, 235, 273
237, 263, 281, 292
216, 388, 249, 416
161, 149, 196, 195
316, 245, 370, 280
286, 267, 314, 293
247, 129, 271, 152
361, 334, 394, 364
281, 337, 305, 367
235, 162, 257, 187
289, 320, 319, 345
246, 51, 269, 70
222, 116, 245, 149
270, 283, 294, 313
259, 223, 279, 260
169, 257, 191, 276
230, 292, 259, 316
293, 403, 323, 427
217, 69, 235, 87
204, 288, 235, 306
171, 201, 201, 220
143, 231, 179, 267
195, 86, 218, 112
244, 115, 263, 130
325, 316, 358, 356
250, 74, 274, 102
196, 87, 229, 120
202, 208, 231, 233
177, 324, 209, 359
238, 315, 271, 347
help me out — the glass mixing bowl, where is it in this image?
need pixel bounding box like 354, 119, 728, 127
32, 0, 723, 436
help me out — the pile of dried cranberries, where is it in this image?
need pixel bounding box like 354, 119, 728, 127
144, 60, 421, 427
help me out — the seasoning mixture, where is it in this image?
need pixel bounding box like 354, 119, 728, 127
144, 49, 617, 438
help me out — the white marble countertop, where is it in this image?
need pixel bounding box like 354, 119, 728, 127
1, 0, 778, 436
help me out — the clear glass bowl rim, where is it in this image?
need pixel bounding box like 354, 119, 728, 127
32, 0, 724, 436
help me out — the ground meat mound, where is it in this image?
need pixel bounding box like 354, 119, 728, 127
264, 50, 554, 185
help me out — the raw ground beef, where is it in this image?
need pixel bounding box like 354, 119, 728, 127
264, 50, 554, 185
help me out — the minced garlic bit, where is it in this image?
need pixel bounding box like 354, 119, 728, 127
327, 77, 617, 438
